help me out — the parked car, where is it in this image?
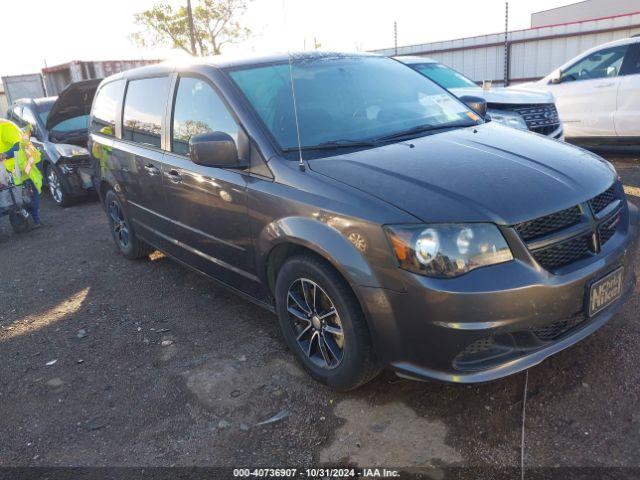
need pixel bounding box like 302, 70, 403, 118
6, 79, 101, 206
91, 53, 638, 390
520, 36, 640, 148
397, 56, 564, 139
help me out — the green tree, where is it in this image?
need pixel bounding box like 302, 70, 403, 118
132, 0, 251, 56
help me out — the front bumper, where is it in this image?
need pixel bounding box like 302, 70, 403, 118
358, 201, 639, 383
549, 124, 564, 140
56, 157, 94, 196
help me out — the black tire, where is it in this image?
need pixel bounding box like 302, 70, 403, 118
275, 254, 380, 390
46, 163, 74, 207
104, 189, 153, 260
9, 209, 31, 234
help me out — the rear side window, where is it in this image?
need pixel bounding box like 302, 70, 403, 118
171, 77, 238, 155
123, 77, 170, 148
91, 80, 124, 137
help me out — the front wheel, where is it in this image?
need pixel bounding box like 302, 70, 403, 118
275, 254, 380, 390
46, 163, 73, 207
104, 190, 152, 260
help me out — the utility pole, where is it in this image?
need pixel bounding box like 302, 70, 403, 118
394, 21, 398, 56
503, 1, 510, 86
186, 0, 197, 56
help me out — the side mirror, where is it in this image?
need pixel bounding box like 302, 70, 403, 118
550, 68, 562, 84
459, 95, 487, 118
189, 131, 246, 168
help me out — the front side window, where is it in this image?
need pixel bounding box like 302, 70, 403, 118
561, 45, 628, 82
229, 55, 479, 152
91, 80, 124, 137
122, 77, 170, 148
171, 77, 238, 155
411, 63, 480, 90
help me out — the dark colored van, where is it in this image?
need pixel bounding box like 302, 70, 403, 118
90, 52, 639, 390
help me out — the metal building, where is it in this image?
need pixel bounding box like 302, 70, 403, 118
531, 0, 640, 27
42, 59, 161, 96
372, 1, 640, 85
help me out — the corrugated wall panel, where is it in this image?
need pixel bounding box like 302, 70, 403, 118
374, 12, 640, 82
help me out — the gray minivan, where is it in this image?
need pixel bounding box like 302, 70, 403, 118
90, 52, 639, 390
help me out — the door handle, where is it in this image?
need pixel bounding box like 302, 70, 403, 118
595, 82, 615, 88
165, 170, 182, 184
143, 164, 160, 176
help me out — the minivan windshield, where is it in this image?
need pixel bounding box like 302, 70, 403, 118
411, 62, 480, 90
229, 55, 481, 151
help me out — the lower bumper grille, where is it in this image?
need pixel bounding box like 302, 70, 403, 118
454, 313, 587, 370
532, 314, 586, 341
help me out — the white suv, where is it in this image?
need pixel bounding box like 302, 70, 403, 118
397, 56, 564, 140
521, 36, 640, 147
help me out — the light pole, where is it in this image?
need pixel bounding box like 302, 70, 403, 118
503, 1, 510, 86
394, 21, 398, 56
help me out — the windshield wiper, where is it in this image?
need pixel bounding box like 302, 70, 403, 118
374, 122, 474, 142
282, 139, 378, 152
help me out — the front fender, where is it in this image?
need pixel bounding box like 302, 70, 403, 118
42, 142, 61, 164
257, 216, 382, 289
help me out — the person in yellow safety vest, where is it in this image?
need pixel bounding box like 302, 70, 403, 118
0, 120, 43, 226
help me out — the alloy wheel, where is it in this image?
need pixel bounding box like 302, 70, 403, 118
287, 278, 344, 369
108, 200, 129, 248
47, 168, 63, 204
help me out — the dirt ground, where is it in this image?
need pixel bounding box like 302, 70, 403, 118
1, 157, 639, 474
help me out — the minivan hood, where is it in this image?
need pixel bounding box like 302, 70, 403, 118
46, 79, 101, 131
307, 123, 615, 225
450, 86, 555, 105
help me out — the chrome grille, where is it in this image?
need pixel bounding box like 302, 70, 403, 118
506, 103, 560, 135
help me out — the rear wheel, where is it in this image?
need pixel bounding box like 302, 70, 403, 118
46, 163, 73, 207
275, 254, 380, 390
104, 190, 152, 259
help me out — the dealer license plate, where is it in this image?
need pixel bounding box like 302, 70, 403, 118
589, 267, 624, 317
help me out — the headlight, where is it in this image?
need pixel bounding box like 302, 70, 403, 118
384, 224, 513, 278
487, 109, 528, 131
54, 144, 89, 157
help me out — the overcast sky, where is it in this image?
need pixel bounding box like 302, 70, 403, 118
4, 0, 578, 76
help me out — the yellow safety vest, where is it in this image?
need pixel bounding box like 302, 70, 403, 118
0, 121, 43, 193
